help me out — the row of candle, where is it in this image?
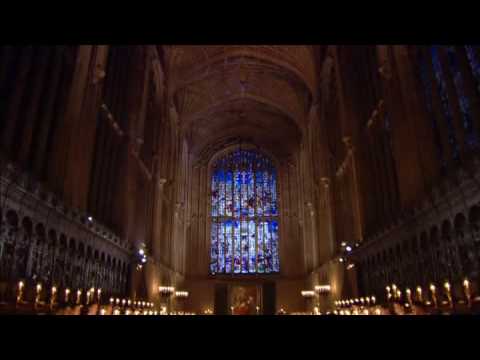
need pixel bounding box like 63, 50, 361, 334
15, 281, 152, 309
385, 278, 472, 308
108, 297, 154, 308
16, 281, 103, 305
334, 296, 376, 308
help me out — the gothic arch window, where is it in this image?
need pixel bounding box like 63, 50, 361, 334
210, 148, 280, 275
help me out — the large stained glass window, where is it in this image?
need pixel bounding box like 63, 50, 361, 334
210, 148, 279, 275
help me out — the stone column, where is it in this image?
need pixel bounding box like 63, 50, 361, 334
49, 45, 93, 200
18, 47, 52, 166
320, 177, 334, 262
33, 46, 65, 177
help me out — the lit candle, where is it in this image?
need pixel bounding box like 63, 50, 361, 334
35, 283, 42, 304
463, 279, 471, 306
51, 286, 57, 306
430, 284, 437, 308
122, 299, 126, 307
360, 297, 365, 305
110, 297, 114, 305
76, 289, 82, 304
116, 298, 120, 305
86, 290, 91, 304
371, 296, 376, 305
128, 299, 131, 306
444, 281, 452, 307
17, 281, 24, 303
65, 288, 71, 303
396, 289, 402, 302
97, 289, 101, 303
406, 288, 413, 307
416, 286, 423, 303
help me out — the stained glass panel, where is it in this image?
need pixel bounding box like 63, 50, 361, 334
210, 149, 279, 275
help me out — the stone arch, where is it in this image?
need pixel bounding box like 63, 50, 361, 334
21, 216, 33, 236
454, 213, 467, 238
35, 223, 46, 246
430, 226, 440, 247
469, 205, 480, 229
6, 209, 18, 228
420, 231, 428, 250
441, 220, 452, 242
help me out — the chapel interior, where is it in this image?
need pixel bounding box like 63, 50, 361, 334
1, 45, 480, 315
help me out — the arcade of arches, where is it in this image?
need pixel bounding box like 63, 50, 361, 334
1, 45, 480, 315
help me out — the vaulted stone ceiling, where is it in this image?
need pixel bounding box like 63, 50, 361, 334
164, 46, 319, 161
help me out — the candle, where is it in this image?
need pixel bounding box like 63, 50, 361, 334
51, 286, 57, 305
444, 281, 452, 307
416, 286, 423, 303
97, 289, 101, 303
35, 283, 42, 304
110, 297, 114, 305
76, 289, 82, 304
17, 281, 24, 303
65, 288, 70, 303
463, 279, 471, 305
430, 284, 437, 308
371, 296, 376, 305
406, 288, 413, 307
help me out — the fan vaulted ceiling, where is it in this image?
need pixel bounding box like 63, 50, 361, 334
164, 46, 319, 160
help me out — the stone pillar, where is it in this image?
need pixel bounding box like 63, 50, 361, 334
49, 45, 93, 200
33, 46, 65, 178
378, 45, 424, 210
18, 47, 52, 166
320, 177, 334, 262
